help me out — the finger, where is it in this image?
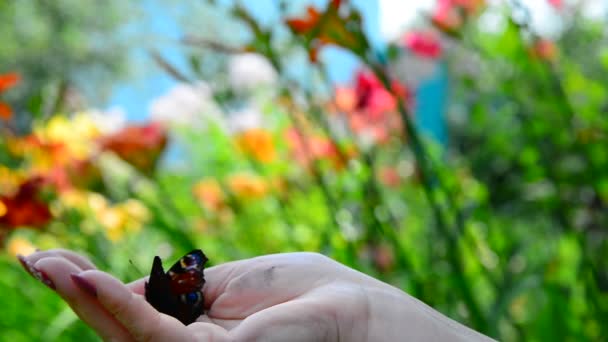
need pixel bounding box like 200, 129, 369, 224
77, 270, 196, 342
126, 277, 148, 296
26, 249, 96, 271
33, 257, 132, 342
186, 322, 231, 341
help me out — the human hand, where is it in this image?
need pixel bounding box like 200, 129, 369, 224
19, 250, 493, 341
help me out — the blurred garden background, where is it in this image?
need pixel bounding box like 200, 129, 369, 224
1, 0, 608, 340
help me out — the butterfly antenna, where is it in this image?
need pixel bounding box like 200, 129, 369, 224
129, 259, 143, 275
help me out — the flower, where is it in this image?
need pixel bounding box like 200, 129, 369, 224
531, 39, 558, 62
378, 166, 402, 187
285, 0, 367, 62
227, 173, 268, 199
547, 0, 562, 10
285, 128, 348, 169
0, 73, 20, 93
99, 122, 168, 174
6, 237, 37, 257
235, 128, 276, 163
228, 53, 277, 92
432, 0, 485, 33
403, 30, 443, 59
0, 72, 21, 121
149, 82, 222, 127
336, 70, 411, 146
193, 179, 226, 212
0, 177, 52, 229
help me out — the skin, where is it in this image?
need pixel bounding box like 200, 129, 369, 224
20, 249, 495, 342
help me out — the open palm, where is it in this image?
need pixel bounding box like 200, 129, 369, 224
20, 249, 492, 342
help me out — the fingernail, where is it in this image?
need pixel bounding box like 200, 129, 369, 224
17, 255, 55, 290
71, 273, 97, 297
17, 254, 34, 277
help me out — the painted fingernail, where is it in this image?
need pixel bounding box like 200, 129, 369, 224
17, 254, 34, 277
17, 255, 56, 290
71, 273, 97, 297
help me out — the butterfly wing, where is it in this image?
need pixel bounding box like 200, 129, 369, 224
166, 249, 208, 324
145, 250, 208, 325
145, 256, 180, 319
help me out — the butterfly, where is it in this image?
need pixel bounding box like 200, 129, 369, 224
145, 249, 208, 325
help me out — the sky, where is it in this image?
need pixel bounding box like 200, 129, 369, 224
107, 0, 413, 122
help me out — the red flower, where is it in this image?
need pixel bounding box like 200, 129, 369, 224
0, 177, 52, 229
99, 122, 168, 174
403, 31, 443, 59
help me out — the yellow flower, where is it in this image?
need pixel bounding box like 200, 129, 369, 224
193, 179, 226, 212
0, 166, 23, 196
235, 129, 276, 163
33, 113, 100, 160
7, 237, 37, 257
227, 173, 268, 199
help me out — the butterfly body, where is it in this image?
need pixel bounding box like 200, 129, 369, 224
145, 249, 208, 325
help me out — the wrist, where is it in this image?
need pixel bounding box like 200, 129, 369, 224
363, 286, 494, 342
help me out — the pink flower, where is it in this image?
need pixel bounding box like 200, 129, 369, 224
404, 31, 443, 59
547, 0, 562, 10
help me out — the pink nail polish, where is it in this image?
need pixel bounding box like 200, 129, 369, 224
17, 255, 55, 290
71, 273, 97, 297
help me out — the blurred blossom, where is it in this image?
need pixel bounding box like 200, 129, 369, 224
334, 86, 357, 113
193, 179, 226, 212
547, 0, 562, 10
99, 122, 168, 174
335, 70, 411, 146
235, 128, 276, 163
0, 177, 52, 230
0, 72, 20, 121
378, 166, 402, 187
227, 173, 268, 199
0, 166, 24, 196
34, 114, 101, 160
403, 30, 443, 59
531, 38, 558, 61
149, 82, 221, 127
87, 107, 127, 134
226, 106, 263, 134
228, 53, 277, 92
432, 0, 485, 33
285, 128, 347, 170
6, 237, 36, 257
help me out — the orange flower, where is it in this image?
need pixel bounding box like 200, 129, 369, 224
227, 173, 268, 199
193, 179, 226, 211
0, 73, 20, 93
235, 128, 276, 163
0, 72, 21, 121
285, 6, 321, 33
285, 1, 367, 62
